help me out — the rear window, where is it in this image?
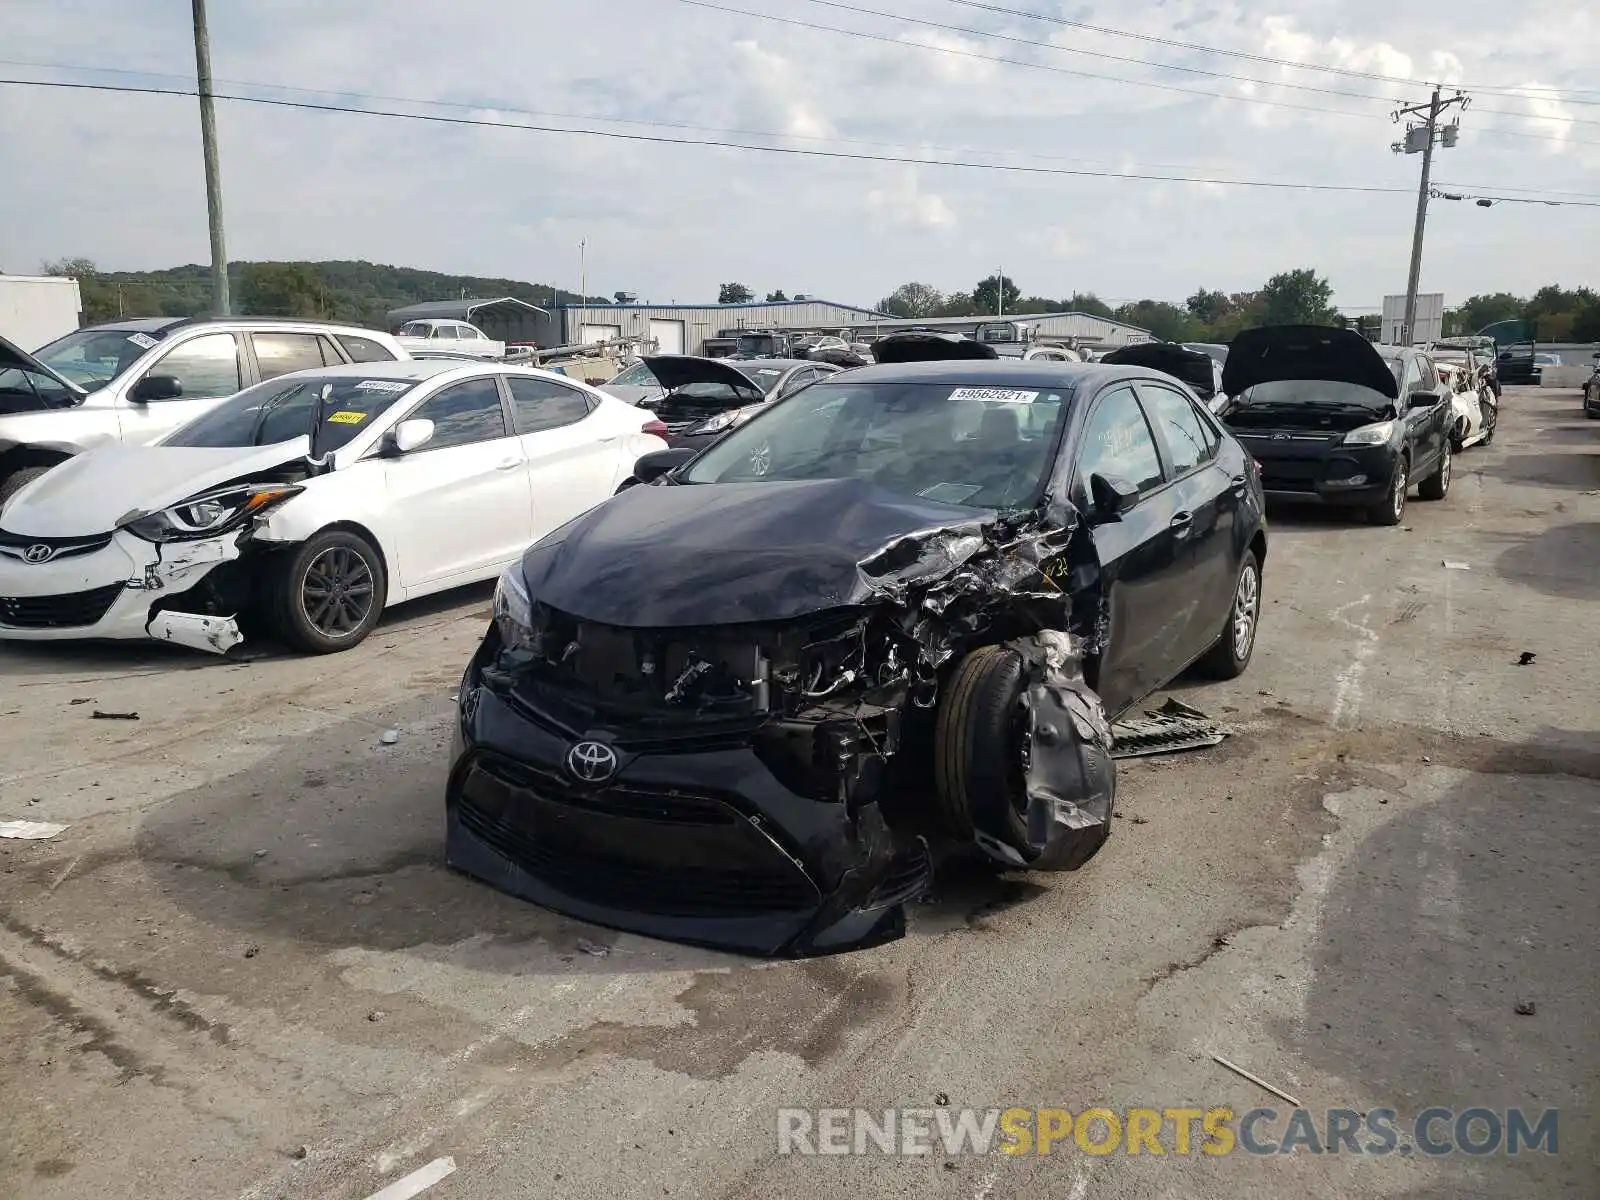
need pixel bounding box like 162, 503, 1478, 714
337, 334, 397, 363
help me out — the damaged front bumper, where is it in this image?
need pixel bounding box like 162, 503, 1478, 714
446, 644, 930, 957
0, 529, 243, 653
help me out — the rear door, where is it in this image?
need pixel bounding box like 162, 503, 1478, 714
504, 375, 625, 535
1402, 354, 1446, 471
381, 376, 533, 588
117, 331, 245, 443
1069, 383, 1184, 716
1136, 380, 1236, 663
249, 332, 327, 383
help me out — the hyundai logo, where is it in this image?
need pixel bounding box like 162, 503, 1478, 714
567, 740, 619, 782
22, 544, 56, 564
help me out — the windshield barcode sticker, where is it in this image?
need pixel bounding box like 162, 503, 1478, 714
126, 332, 158, 349
947, 387, 1040, 404
325, 411, 368, 425
354, 380, 409, 393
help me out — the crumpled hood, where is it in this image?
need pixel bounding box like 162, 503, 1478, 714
1224, 325, 1399, 400
0, 438, 310, 537
638, 355, 766, 398
519, 477, 996, 627
0, 333, 86, 411
1101, 343, 1219, 398
872, 334, 999, 364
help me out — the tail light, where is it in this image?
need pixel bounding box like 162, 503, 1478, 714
641, 419, 669, 438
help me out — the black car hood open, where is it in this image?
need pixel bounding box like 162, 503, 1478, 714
1101, 343, 1218, 398
1223, 325, 1399, 400
638, 355, 765, 399
519, 477, 996, 627
871, 334, 1000, 364
0, 333, 85, 409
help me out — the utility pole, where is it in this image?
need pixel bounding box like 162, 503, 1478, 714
191, 0, 230, 315
579, 238, 588, 305
1392, 86, 1467, 344
997, 265, 1004, 317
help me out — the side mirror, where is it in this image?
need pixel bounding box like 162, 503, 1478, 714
130, 374, 183, 403
1407, 393, 1437, 410
1088, 473, 1139, 522
388, 418, 435, 454
633, 447, 696, 484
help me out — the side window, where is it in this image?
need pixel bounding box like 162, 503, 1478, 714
252, 333, 326, 381
148, 333, 241, 400
1075, 386, 1165, 497
780, 368, 817, 397
1400, 357, 1421, 392
429, 325, 447, 340
406, 378, 508, 449
460, 326, 481, 340
506, 376, 594, 434
1138, 384, 1214, 475
336, 334, 396, 363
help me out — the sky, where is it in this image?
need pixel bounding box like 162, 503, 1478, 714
1, 0, 1596, 314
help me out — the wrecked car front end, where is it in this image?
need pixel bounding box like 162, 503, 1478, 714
448, 467, 1116, 956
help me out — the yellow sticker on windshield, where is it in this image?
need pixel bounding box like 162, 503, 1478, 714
326, 411, 367, 425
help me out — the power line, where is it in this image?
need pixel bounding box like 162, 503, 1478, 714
680, 0, 1600, 146
0, 76, 1426, 194
939, 0, 1600, 104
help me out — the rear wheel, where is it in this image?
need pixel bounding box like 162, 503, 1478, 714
1368, 456, 1409, 525
1196, 549, 1261, 679
1419, 439, 1451, 501
267, 530, 388, 654
0, 465, 56, 506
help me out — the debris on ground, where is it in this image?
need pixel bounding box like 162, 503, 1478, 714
379, 729, 400, 745
934, 1092, 950, 1106
1442, 561, 1471, 571
1210, 1053, 1303, 1107
575, 939, 610, 958
291, 1145, 309, 1160
91, 710, 140, 721
68, 698, 94, 706
1131, 816, 1150, 825
1514, 1000, 1537, 1016
367, 1010, 387, 1023
1517, 651, 1537, 666
0, 820, 69, 840
1112, 700, 1228, 759
243, 945, 261, 959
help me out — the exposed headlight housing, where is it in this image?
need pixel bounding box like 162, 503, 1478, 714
493, 564, 535, 651
690, 405, 759, 436
122, 483, 302, 542
1342, 420, 1397, 446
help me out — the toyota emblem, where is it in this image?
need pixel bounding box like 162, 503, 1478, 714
567, 740, 619, 782
22, 544, 56, 564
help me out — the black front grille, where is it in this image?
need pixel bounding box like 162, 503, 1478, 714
456, 755, 820, 916
0, 583, 125, 629
0, 528, 114, 563
865, 848, 932, 908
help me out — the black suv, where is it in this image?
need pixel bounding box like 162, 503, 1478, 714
1217, 326, 1451, 525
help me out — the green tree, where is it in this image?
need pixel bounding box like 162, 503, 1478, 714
1256, 269, 1336, 326
1065, 292, 1114, 319
935, 291, 979, 317
1185, 288, 1234, 325
42, 256, 98, 279
1451, 292, 1523, 334
1113, 300, 1195, 342
238, 262, 332, 318
1015, 295, 1059, 313
973, 273, 1022, 315
876, 281, 944, 318
764, 289, 789, 302
718, 282, 754, 304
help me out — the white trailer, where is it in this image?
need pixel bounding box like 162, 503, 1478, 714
0, 275, 84, 350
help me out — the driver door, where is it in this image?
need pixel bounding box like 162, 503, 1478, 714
117, 332, 246, 444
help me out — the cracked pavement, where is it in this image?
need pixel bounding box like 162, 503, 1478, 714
0, 387, 1595, 1199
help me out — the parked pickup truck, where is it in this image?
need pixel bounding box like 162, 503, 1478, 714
0, 316, 407, 503
394, 318, 506, 359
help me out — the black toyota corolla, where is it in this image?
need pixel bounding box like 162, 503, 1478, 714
447, 359, 1267, 955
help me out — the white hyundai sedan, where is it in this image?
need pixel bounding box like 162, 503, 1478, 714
0, 360, 666, 655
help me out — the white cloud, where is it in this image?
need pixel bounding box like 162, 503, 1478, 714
866, 171, 957, 230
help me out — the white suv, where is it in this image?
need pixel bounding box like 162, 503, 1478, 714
0, 317, 408, 502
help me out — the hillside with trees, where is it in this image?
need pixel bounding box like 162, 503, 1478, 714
35, 258, 610, 328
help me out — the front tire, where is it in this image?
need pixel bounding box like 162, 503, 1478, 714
267, 530, 388, 654
1419, 439, 1451, 501
1196, 549, 1262, 679
1368, 456, 1409, 525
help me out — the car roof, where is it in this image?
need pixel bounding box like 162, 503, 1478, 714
731, 358, 818, 371
832, 359, 1109, 387
300, 360, 505, 382
79, 317, 184, 334
80, 315, 390, 337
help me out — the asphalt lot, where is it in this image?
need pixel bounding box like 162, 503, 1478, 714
1, 385, 1595, 1200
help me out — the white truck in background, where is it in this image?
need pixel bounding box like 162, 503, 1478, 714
0, 275, 84, 350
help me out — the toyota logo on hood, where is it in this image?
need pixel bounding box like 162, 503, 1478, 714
567, 740, 619, 783
22, 544, 56, 564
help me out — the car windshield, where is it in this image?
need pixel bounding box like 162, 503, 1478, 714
399, 322, 433, 337
680, 380, 1071, 510
608, 361, 657, 386
671, 364, 783, 400
165, 375, 419, 454
1234, 379, 1394, 411
33, 327, 163, 389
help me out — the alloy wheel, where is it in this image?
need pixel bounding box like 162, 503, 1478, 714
1233, 562, 1260, 660
300, 547, 376, 638
1391, 463, 1408, 520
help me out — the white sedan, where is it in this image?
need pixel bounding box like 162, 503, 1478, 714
0, 361, 666, 655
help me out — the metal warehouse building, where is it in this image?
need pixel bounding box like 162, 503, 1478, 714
537, 299, 889, 355
849, 312, 1153, 347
